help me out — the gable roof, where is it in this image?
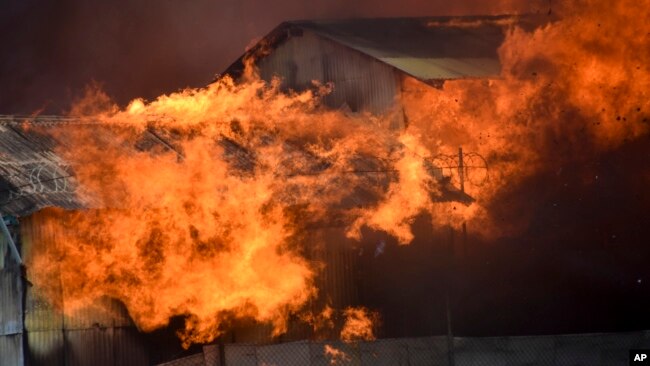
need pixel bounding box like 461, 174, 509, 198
224, 15, 546, 85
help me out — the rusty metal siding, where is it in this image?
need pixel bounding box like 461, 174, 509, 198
0, 333, 24, 366
257, 31, 403, 129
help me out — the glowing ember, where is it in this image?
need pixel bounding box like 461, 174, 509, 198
301, 305, 335, 337
340, 307, 376, 342
324, 344, 352, 365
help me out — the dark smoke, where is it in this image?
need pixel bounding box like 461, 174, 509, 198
0, 0, 540, 114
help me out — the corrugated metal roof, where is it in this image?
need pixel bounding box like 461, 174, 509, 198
0, 115, 181, 217
0, 116, 83, 217
291, 17, 507, 81
255, 30, 404, 121
225, 15, 546, 85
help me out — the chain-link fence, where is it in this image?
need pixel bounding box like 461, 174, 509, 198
158, 353, 206, 366
157, 330, 650, 366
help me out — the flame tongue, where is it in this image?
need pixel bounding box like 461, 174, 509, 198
34, 78, 398, 347
26, 0, 650, 347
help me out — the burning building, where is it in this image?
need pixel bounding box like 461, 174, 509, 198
1, 6, 649, 366
0, 15, 509, 364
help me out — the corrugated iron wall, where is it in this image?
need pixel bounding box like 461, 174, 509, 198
254, 30, 386, 340
16, 209, 150, 366
0, 333, 24, 366
211, 226, 360, 345
308, 228, 359, 312
1, 220, 25, 366
4, 210, 362, 357
257, 31, 404, 130
0, 268, 24, 366
0, 264, 23, 337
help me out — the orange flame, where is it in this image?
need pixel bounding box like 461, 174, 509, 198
347, 133, 438, 244
26, 0, 649, 348
324, 344, 352, 365
398, 0, 649, 236
32, 75, 399, 347
340, 307, 377, 342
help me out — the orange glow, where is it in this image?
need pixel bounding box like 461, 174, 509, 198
398, 0, 649, 236
347, 133, 438, 244
25, 0, 649, 348
324, 344, 351, 365
300, 305, 335, 338
340, 307, 376, 342
32, 75, 398, 347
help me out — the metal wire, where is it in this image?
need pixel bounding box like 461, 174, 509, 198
0, 116, 489, 208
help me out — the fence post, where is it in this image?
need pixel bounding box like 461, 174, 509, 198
218, 337, 226, 366
445, 227, 455, 366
